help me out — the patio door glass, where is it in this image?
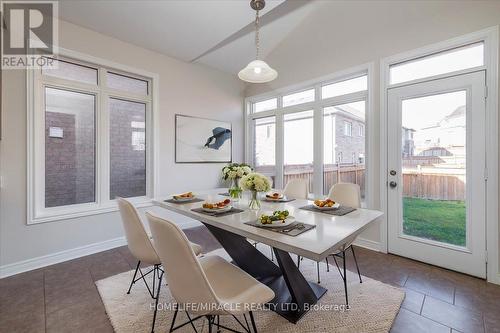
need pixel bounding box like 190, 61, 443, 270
387, 71, 486, 278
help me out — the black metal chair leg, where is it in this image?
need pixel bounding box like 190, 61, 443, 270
351, 246, 362, 283
342, 250, 348, 306
249, 311, 258, 333
296, 255, 301, 268
151, 266, 163, 333
207, 315, 213, 333
185, 312, 199, 333
127, 261, 141, 294
316, 261, 321, 284
169, 306, 178, 333
325, 256, 330, 272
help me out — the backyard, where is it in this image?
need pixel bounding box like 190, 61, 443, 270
403, 197, 466, 246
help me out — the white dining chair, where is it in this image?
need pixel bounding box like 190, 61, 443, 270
297, 182, 363, 301
146, 211, 275, 333
283, 178, 309, 199
327, 183, 363, 305
117, 198, 202, 332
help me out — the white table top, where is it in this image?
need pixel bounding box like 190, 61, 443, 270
153, 189, 383, 262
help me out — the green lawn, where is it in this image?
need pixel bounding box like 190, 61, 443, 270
403, 197, 466, 246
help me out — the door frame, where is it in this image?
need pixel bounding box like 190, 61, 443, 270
380, 26, 499, 284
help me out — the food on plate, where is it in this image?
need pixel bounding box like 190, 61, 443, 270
202, 198, 231, 209
266, 192, 283, 199
313, 198, 336, 208
173, 192, 194, 199
259, 210, 290, 224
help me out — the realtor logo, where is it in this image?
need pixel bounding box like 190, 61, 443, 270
1, 1, 58, 68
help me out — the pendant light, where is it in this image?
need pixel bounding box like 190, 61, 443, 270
238, 0, 278, 83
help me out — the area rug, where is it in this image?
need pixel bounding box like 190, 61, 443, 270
96, 248, 404, 333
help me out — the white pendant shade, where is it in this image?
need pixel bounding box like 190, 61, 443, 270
238, 60, 278, 83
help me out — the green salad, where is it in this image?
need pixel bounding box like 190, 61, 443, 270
259, 210, 290, 224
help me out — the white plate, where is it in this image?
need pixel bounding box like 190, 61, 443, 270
172, 194, 196, 202
258, 216, 295, 227
201, 205, 232, 213
265, 193, 284, 200
313, 202, 340, 210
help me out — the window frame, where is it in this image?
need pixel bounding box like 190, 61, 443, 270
27, 48, 159, 224
245, 63, 374, 203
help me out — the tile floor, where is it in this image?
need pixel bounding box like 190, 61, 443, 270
1, 225, 499, 333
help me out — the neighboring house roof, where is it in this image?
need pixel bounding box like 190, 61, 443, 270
326, 105, 365, 122
421, 105, 465, 130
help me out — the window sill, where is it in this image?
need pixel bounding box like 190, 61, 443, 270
28, 198, 154, 225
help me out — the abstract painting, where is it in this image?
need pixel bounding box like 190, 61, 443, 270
175, 114, 232, 163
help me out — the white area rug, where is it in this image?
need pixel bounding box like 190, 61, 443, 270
96, 249, 404, 333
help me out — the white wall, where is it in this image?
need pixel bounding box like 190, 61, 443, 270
0, 20, 244, 270
245, 0, 500, 255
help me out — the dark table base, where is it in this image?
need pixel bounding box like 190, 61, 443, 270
204, 224, 327, 324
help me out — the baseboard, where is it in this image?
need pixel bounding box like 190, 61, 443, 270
0, 236, 127, 279
353, 237, 382, 252
0, 220, 207, 279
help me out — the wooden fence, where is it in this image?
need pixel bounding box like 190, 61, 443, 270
256, 164, 465, 200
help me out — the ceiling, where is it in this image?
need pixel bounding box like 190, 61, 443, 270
58, 0, 316, 74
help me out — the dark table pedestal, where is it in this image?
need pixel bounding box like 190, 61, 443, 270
204, 224, 327, 323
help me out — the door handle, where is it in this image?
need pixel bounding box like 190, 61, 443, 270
389, 181, 397, 188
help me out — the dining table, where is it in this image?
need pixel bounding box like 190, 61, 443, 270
153, 189, 383, 324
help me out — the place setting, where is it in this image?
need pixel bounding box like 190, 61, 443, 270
263, 191, 296, 203
191, 198, 245, 217
163, 191, 204, 204
300, 198, 356, 216
244, 209, 315, 236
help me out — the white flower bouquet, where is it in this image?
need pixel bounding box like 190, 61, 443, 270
222, 163, 252, 181
239, 172, 272, 209
239, 172, 272, 192
222, 163, 252, 201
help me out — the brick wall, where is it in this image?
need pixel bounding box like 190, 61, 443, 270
109, 99, 146, 199
45, 111, 95, 207
334, 114, 365, 163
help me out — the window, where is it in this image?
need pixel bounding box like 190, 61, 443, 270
109, 99, 147, 199
284, 110, 314, 193
282, 89, 315, 107
323, 101, 366, 196
247, 68, 369, 199
107, 72, 148, 95
322, 75, 367, 99
254, 116, 276, 183
29, 55, 155, 223
344, 121, 352, 136
390, 42, 484, 84
45, 88, 96, 208
359, 124, 365, 137
254, 98, 277, 113
42, 58, 98, 85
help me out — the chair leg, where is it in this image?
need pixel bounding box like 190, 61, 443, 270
325, 256, 330, 272
351, 246, 362, 283
127, 261, 141, 294
185, 312, 199, 333
296, 255, 301, 268
249, 311, 258, 333
151, 265, 163, 333
207, 315, 213, 333
342, 250, 348, 306
316, 261, 321, 284
169, 305, 178, 333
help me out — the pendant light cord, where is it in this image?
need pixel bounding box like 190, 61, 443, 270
255, 9, 260, 60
